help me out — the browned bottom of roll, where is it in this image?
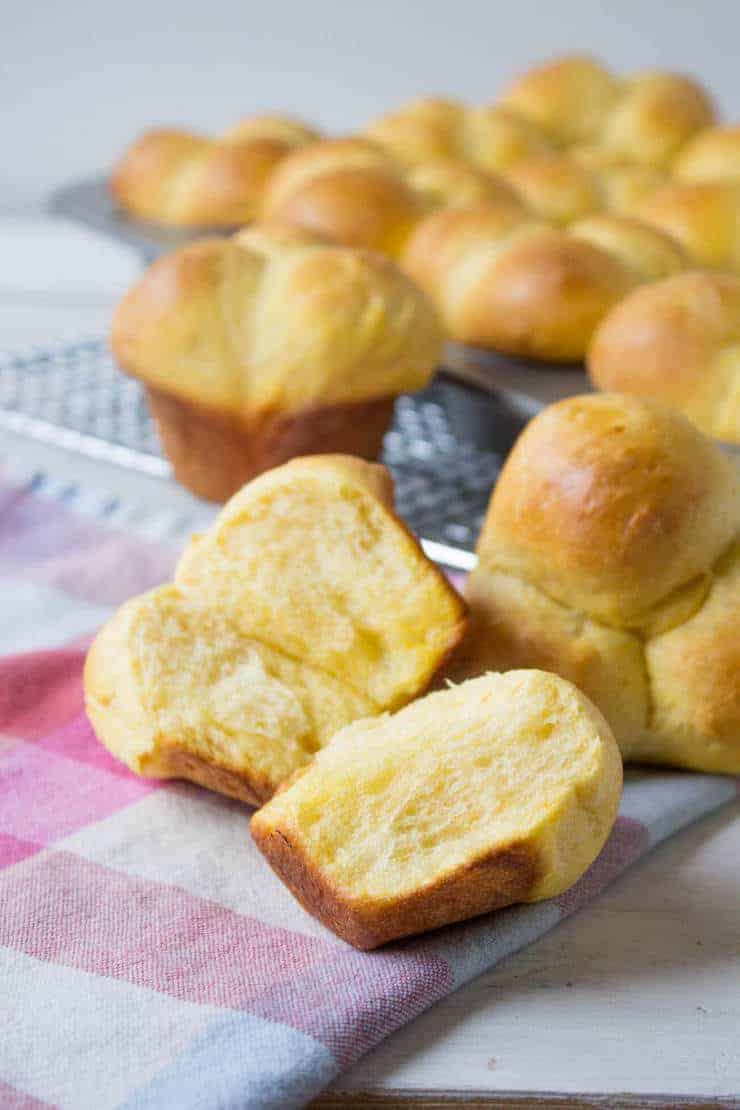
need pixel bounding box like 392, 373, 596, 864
146, 387, 396, 502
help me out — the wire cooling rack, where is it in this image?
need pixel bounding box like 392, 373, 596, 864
0, 339, 506, 556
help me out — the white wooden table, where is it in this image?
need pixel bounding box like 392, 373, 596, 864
1, 221, 739, 1108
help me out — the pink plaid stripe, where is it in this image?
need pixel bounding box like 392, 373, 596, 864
0, 1080, 56, 1110
0, 847, 452, 1063
0, 647, 85, 740
36, 711, 152, 779
0, 733, 158, 847
0, 477, 174, 607
0, 832, 42, 869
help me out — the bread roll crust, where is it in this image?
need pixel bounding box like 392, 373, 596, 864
402, 204, 637, 362
260, 137, 423, 255
112, 225, 443, 496
638, 182, 740, 270
459, 394, 740, 773
674, 125, 740, 184
111, 116, 319, 227
588, 270, 740, 443
253, 810, 542, 950
500, 55, 715, 166
146, 385, 395, 503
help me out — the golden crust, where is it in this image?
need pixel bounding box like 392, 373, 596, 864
637, 181, 740, 271
501, 55, 623, 147
251, 670, 622, 948
252, 815, 540, 949
402, 204, 637, 362
111, 115, 319, 227
645, 543, 740, 773
570, 214, 689, 281
500, 55, 715, 165
458, 394, 740, 773
503, 154, 604, 226
145, 385, 395, 503
674, 125, 740, 183
588, 270, 740, 443
363, 97, 467, 167
365, 97, 555, 180
461, 105, 554, 174
260, 139, 423, 256
407, 156, 524, 211
477, 393, 739, 626
111, 225, 443, 497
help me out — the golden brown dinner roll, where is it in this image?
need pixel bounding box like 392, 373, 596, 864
638, 181, 740, 270
365, 98, 554, 177
85, 455, 467, 804
111, 114, 320, 227
500, 153, 668, 225
111, 223, 443, 500
252, 670, 622, 948
502, 154, 605, 225
454, 393, 740, 773
461, 105, 555, 174
401, 202, 689, 361
260, 137, 423, 255
588, 271, 740, 442
570, 214, 689, 280
406, 156, 524, 211
500, 55, 715, 167
364, 96, 467, 166
673, 124, 740, 182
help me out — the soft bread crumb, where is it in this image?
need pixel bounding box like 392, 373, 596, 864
84, 455, 467, 802
251, 670, 623, 948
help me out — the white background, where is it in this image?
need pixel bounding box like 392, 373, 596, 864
3, 0, 740, 213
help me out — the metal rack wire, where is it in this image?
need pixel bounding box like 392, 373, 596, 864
0, 338, 504, 557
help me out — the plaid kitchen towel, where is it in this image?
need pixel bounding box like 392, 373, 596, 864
1, 465, 738, 1110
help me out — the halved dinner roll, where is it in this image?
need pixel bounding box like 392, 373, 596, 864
84, 456, 467, 803
251, 669, 623, 949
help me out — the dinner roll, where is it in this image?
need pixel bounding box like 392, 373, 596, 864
406, 156, 524, 210
252, 670, 622, 948
500, 55, 715, 166
112, 223, 443, 500
260, 137, 423, 255
111, 115, 320, 227
501, 153, 669, 225
638, 181, 740, 271
401, 203, 688, 361
674, 125, 740, 183
85, 456, 467, 804
588, 270, 740, 442
502, 154, 605, 225
455, 393, 740, 773
364, 96, 467, 166
461, 105, 555, 174
570, 214, 689, 280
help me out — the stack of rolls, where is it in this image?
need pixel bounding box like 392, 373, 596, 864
109, 52, 740, 393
